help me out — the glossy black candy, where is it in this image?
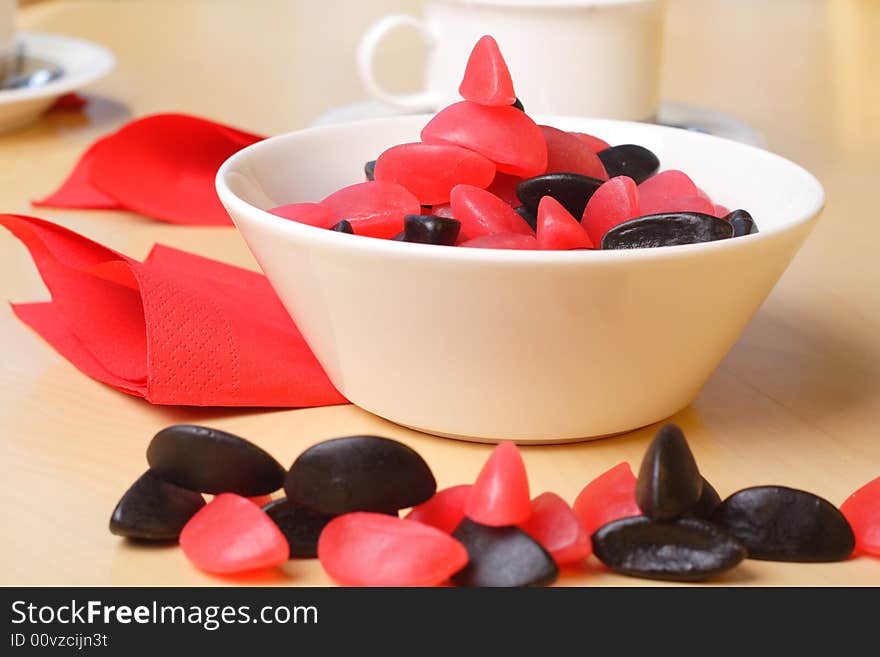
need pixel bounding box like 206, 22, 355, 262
516, 173, 604, 219
283, 435, 436, 515
364, 160, 376, 181
514, 205, 537, 231
725, 209, 758, 236
712, 486, 855, 562
109, 470, 205, 541
147, 425, 286, 496
592, 516, 746, 582
451, 518, 558, 587
403, 214, 461, 245
392, 231, 406, 241
636, 424, 704, 520
597, 144, 660, 184
601, 212, 733, 249
512, 97, 524, 112
687, 477, 722, 519
262, 498, 336, 559
330, 220, 354, 234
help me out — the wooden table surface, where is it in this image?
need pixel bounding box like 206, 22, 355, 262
1, 0, 878, 586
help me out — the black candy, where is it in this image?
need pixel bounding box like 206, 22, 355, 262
514, 205, 537, 231
451, 519, 558, 587
262, 498, 336, 559
687, 477, 722, 519
601, 212, 733, 249
516, 173, 604, 219
725, 209, 758, 236
592, 516, 746, 582
330, 220, 354, 234
636, 424, 704, 520
711, 486, 855, 562
283, 435, 436, 515
146, 424, 285, 496
364, 160, 376, 181
392, 231, 406, 241
511, 97, 525, 112
109, 470, 205, 541
403, 214, 461, 245
597, 144, 660, 184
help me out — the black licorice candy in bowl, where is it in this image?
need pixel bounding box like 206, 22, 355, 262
711, 485, 855, 562
146, 424, 286, 496
516, 172, 604, 219
725, 209, 759, 236
262, 498, 336, 559
330, 219, 354, 234
514, 205, 537, 231
597, 144, 660, 184
364, 160, 376, 181
283, 435, 436, 515
591, 516, 747, 582
403, 214, 461, 245
601, 212, 734, 249
635, 424, 704, 520
109, 470, 206, 541
511, 97, 524, 112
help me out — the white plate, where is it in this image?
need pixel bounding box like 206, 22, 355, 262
0, 31, 115, 133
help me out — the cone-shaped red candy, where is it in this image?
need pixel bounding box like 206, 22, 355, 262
458, 35, 516, 106
464, 441, 531, 526
536, 196, 593, 250
321, 181, 420, 239
840, 476, 880, 556
406, 484, 473, 534
572, 462, 641, 537
520, 492, 592, 565
450, 184, 533, 239
581, 176, 640, 246
637, 170, 701, 216
570, 132, 611, 153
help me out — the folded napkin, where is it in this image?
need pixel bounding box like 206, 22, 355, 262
0, 214, 346, 407
34, 114, 265, 225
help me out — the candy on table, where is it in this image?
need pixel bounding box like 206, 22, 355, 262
403, 214, 461, 245
146, 424, 285, 496
516, 172, 604, 219
569, 131, 611, 153
269, 202, 334, 228
450, 184, 534, 239
459, 233, 538, 249
635, 424, 704, 520
539, 125, 609, 180
262, 498, 338, 559
535, 196, 594, 250
840, 477, 880, 557
519, 492, 592, 565
688, 478, 723, 520
580, 175, 640, 246
109, 470, 206, 541
458, 35, 516, 107
597, 144, 660, 184
601, 212, 734, 249
180, 493, 289, 574
572, 462, 641, 538
464, 441, 532, 527
374, 142, 496, 205
318, 512, 469, 586
321, 181, 420, 239
406, 484, 473, 534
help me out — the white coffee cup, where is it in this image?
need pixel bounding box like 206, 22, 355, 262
358, 0, 665, 121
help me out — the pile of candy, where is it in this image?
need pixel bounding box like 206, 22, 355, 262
270, 36, 758, 250
111, 423, 878, 585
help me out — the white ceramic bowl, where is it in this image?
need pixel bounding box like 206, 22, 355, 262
216, 115, 823, 443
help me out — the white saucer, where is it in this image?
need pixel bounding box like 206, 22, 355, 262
0, 31, 115, 133
311, 99, 765, 148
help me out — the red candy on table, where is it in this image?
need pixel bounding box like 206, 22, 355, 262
464, 441, 532, 526
421, 101, 547, 178
269, 202, 334, 228
406, 484, 473, 534
450, 184, 534, 239
460, 233, 538, 249
536, 196, 593, 250
572, 462, 641, 538
317, 512, 469, 586
374, 142, 496, 205
840, 476, 880, 557
321, 181, 420, 239
637, 169, 701, 216
458, 35, 516, 107
569, 131, 612, 153
179, 493, 289, 574
539, 125, 609, 180
581, 176, 640, 246
519, 492, 592, 565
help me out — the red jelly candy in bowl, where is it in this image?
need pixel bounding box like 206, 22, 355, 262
269, 202, 334, 228
374, 142, 496, 205
321, 181, 420, 239
539, 126, 608, 180
464, 441, 531, 526
406, 484, 473, 534
451, 184, 533, 239
581, 176, 640, 246
180, 493, 289, 574
421, 101, 547, 178
572, 462, 641, 537
458, 35, 516, 107
460, 233, 538, 249
840, 476, 880, 557
536, 196, 593, 250
317, 512, 469, 586
570, 132, 611, 153
519, 492, 592, 565
637, 170, 701, 216
486, 172, 525, 207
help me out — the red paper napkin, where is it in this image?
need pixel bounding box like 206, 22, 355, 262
34, 113, 265, 225
0, 214, 347, 407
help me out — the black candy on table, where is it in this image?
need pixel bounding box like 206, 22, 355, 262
514, 205, 537, 231
403, 214, 461, 245
597, 144, 660, 184
591, 516, 747, 582
283, 435, 436, 515
711, 486, 855, 562
725, 209, 759, 236
686, 477, 723, 520
516, 173, 604, 220
330, 220, 354, 234
109, 469, 205, 541
451, 518, 559, 587
636, 424, 704, 520
601, 212, 734, 249
146, 424, 286, 496
364, 160, 376, 181
262, 498, 337, 559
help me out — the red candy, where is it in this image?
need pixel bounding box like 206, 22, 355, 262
322, 181, 420, 239
713, 204, 730, 218
180, 493, 289, 574
374, 142, 496, 205
840, 477, 880, 557
422, 101, 547, 178
450, 184, 534, 239
637, 170, 701, 216
536, 196, 593, 250
519, 492, 592, 565
406, 484, 473, 534
664, 195, 715, 215
581, 176, 640, 246
570, 132, 611, 153
317, 512, 469, 586
485, 172, 525, 207
458, 35, 516, 107
540, 126, 608, 180
572, 462, 641, 537
269, 202, 334, 228
432, 203, 455, 219
460, 233, 538, 249
248, 495, 273, 507
464, 441, 531, 526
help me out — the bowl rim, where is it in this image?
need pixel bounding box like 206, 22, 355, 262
216, 114, 825, 264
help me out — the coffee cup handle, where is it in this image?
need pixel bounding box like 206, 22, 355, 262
357, 14, 441, 111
